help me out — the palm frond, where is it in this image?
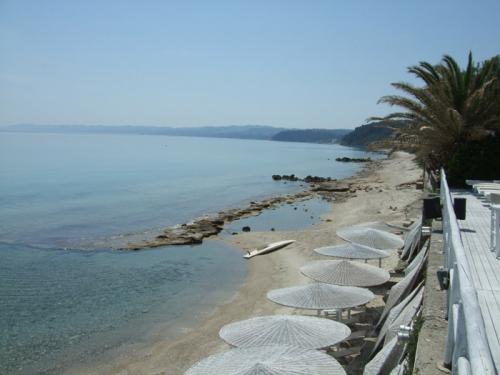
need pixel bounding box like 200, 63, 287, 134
372, 52, 500, 171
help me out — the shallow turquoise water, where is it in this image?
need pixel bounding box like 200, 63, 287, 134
0, 132, 379, 373
0, 132, 378, 249
0, 241, 246, 374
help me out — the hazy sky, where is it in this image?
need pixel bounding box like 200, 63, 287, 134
1, 1, 499, 129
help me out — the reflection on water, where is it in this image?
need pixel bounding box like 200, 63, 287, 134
222, 197, 332, 235
0, 133, 379, 373
0, 241, 245, 374
0, 132, 379, 250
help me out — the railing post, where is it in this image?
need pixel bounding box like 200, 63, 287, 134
444, 265, 459, 365
457, 357, 472, 375
493, 205, 500, 258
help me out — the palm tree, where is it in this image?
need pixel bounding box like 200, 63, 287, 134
373, 53, 500, 183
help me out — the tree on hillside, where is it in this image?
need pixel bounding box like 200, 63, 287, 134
372, 53, 500, 186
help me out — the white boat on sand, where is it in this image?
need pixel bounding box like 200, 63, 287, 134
243, 240, 295, 259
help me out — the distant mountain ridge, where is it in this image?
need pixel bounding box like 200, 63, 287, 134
271, 128, 351, 143
3, 123, 405, 148
1, 124, 287, 141
340, 120, 410, 147
1, 124, 352, 143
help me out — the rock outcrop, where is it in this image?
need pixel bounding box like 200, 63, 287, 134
126, 191, 311, 250
335, 157, 371, 163
272, 174, 334, 183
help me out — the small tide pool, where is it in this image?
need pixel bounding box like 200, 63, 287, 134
222, 197, 332, 235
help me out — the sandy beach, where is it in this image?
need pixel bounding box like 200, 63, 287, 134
71, 151, 422, 375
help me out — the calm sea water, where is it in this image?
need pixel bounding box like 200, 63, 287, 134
0, 132, 378, 373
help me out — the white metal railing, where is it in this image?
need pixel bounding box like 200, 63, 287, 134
440, 169, 496, 374
489, 193, 500, 256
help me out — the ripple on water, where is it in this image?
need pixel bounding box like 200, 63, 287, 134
0, 241, 246, 374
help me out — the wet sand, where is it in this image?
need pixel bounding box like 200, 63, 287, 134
70, 151, 422, 375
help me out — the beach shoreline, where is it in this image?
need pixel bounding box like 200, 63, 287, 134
68, 151, 423, 375
124, 163, 373, 250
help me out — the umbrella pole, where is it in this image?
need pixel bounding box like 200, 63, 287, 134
379, 258, 382, 268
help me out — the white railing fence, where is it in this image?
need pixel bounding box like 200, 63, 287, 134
440, 169, 496, 374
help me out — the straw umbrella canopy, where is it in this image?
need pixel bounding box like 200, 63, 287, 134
376, 250, 426, 327
184, 345, 346, 375
383, 287, 423, 345
219, 315, 351, 349
300, 260, 390, 287
336, 227, 404, 250
370, 282, 423, 356
267, 283, 374, 312
314, 243, 389, 267
363, 337, 403, 375
342, 221, 397, 232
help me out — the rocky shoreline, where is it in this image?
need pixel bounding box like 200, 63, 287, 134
335, 156, 371, 162
271, 174, 334, 183
125, 158, 409, 250
72, 151, 425, 375
126, 191, 311, 250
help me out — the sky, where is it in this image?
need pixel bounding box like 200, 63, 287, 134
1, 1, 499, 129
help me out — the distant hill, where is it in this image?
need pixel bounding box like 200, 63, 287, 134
1, 124, 286, 141
340, 120, 409, 147
272, 128, 351, 143
2, 124, 356, 144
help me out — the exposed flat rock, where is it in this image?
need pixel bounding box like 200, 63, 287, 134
312, 182, 350, 192
125, 191, 312, 250
335, 156, 371, 163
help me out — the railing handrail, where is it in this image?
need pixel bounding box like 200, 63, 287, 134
440, 169, 496, 374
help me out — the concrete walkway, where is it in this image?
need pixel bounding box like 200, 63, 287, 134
413, 221, 448, 374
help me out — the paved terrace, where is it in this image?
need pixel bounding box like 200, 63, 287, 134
451, 190, 500, 371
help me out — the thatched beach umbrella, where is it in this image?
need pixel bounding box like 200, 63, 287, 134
300, 260, 390, 287
336, 226, 404, 250
363, 337, 404, 375
376, 251, 426, 327
405, 245, 428, 276
219, 315, 351, 349
372, 285, 424, 356
400, 218, 422, 260
370, 282, 423, 356
184, 345, 346, 375
383, 287, 423, 345
342, 221, 398, 232
314, 243, 390, 267
267, 283, 374, 316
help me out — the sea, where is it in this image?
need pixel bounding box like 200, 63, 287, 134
0, 132, 380, 374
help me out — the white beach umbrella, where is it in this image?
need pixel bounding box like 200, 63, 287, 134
400, 218, 422, 260
267, 283, 374, 312
404, 244, 428, 276
372, 284, 423, 356
219, 315, 351, 349
184, 345, 346, 375
376, 250, 426, 327
383, 287, 423, 346
300, 260, 390, 287
314, 242, 390, 265
343, 221, 400, 233
363, 337, 404, 375
336, 227, 404, 250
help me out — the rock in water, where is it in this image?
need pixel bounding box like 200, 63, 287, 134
335, 156, 371, 163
